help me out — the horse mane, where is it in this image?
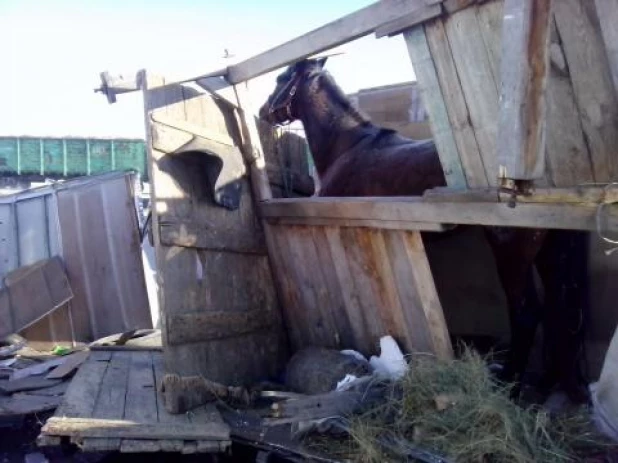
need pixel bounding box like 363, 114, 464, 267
316, 71, 372, 126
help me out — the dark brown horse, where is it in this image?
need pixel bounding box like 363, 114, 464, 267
259, 58, 590, 403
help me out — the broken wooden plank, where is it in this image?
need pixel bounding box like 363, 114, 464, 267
89, 345, 163, 352
41, 417, 230, 441
0, 393, 63, 416
46, 350, 90, 379
10, 357, 67, 381
0, 257, 73, 339
267, 381, 383, 425
0, 377, 62, 394
497, 0, 552, 184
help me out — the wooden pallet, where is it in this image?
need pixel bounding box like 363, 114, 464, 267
37, 349, 231, 454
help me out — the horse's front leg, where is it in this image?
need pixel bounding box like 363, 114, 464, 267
484, 227, 547, 392
535, 229, 590, 404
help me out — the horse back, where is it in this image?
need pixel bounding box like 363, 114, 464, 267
318, 130, 447, 197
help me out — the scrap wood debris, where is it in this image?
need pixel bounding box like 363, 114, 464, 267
0, 342, 88, 419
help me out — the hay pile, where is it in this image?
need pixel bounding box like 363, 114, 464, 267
308, 349, 611, 462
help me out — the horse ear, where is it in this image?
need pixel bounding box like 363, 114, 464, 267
317, 56, 328, 68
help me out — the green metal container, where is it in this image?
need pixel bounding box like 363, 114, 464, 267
0, 136, 148, 181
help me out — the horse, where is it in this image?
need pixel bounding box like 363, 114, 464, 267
258, 57, 590, 404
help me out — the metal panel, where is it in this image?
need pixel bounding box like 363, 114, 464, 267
0, 172, 152, 343
16, 197, 50, 266
0, 136, 148, 181
0, 204, 16, 280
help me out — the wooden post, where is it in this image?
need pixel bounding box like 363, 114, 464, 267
497, 0, 553, 191
233, 82, 273, 201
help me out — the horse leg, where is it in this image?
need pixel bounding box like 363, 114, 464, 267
484, 227, 547, 393
534, 229, 590, 404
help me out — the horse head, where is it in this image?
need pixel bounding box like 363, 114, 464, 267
258, 57, 328, 126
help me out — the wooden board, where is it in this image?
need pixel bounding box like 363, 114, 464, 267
39, 350, 231, 453
46, 351, 90, 380
260, 196, 618, 232
554, 0, 618, 182
268, 223, 453, 359
141, 72, 286, 386
404, 25, 468, 188
226, 0, 443, 83
423, 19, 488, 187
497, 0, 552, 182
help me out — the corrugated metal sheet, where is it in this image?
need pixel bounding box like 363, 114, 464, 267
0, 136, 148, 181
0, 171, 152, 345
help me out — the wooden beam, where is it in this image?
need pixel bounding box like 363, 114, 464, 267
424, 185, 618, 204
94, 69, 227, 103
234, 82, 273, 201
259, 196, 618, 231
497, 0, 553, 185
226, 0, 439, 84
266, 217, 450, 231
41, 417, 229, 441
375, 3, 442, 38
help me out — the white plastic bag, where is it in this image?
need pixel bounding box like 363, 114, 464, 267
590, 324, 618, 442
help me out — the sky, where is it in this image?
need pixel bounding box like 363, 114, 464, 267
0, 0, 416, 139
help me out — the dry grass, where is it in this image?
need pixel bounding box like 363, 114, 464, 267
306, 349, 612, 463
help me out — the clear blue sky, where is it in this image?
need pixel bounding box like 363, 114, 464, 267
1, 0, 415, 138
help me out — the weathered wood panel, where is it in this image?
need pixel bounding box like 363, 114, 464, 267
268, 223, 453, 359
554, 0, 618, 182
497, 0, 552, 183
141, 73, 286, 386
545, 18, 595, 187
442, 4, 501, 186
400, 0, 618, 190
404, 26, 469, 188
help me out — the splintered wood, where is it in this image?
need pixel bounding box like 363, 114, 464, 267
38, 350, 231, 454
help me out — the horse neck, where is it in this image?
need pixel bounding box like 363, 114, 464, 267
296, 78, 370, 177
